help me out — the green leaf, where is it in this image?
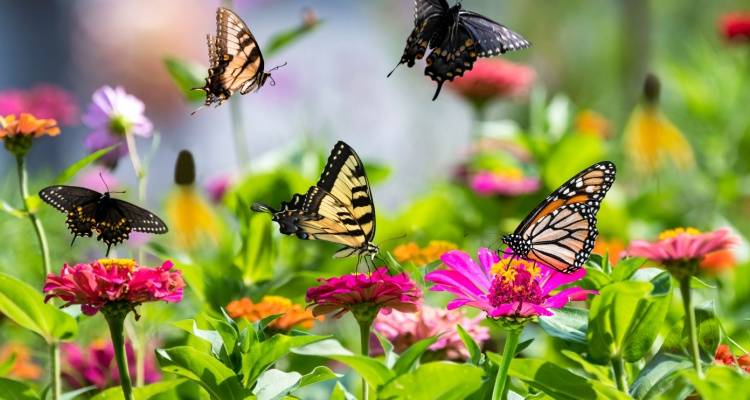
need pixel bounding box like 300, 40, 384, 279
61, 386, 97, 400
542, 134, 605, 189
235, 204, 275, 284
54, 144, 121, 184
456, 324, 483, 365
363, 162, 391, 185
695, 302, 722, 361
587, 281, 653, 363
156, 346, 247, 400
684, 366, 750, 400
508, 358, 630, 400
392, 336, 439, 375
539, 307, 589, 344
330, 382, 357, 400
378, 362, 484, 400
292, 339, 394, 387
242, 334, 329, 387
265, 19, 322, 57
0, 377, 39, 400
164, 57, 206, 102
622, 272, 672, 362
560, 351, 612, 384
373, 331, 398, 369
91, 379, 186, 400
629, 353, 693, 400
0, 199, 26, 218
253, 366, 339, 400
0, 273, 77, 343
610, 258, 647, 282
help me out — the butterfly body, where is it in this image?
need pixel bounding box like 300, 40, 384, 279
195, 7, 272, 109
252, 141, 379, 258
390, 0, 530, 100
40, 185, 168, 256
502, 162, 616, 273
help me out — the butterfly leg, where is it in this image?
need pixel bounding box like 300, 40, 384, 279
106, 243, 112, 258
70, 235, 77, 247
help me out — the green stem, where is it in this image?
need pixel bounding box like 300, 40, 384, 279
229, 98, 249, 167
359, 319, 374, 400
49, 342, 61, 400
492, 327, 522, 400
611, 356, 628, 392
106, 312, 133, 400
16, 155, 51, 276
679, 276, 703, 378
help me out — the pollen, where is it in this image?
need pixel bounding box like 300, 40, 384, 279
658, 227, 701, 240
97, 258, 137, 271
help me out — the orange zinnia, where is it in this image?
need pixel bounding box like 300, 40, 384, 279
0, 113, 60, 139
0, 343, 43, 380
227, 296, 321, 331
394, 240, 458, 266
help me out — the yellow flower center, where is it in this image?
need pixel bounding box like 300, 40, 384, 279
658, 227, 701, 240
491, 259, 540, 281
97, 258, 137, 270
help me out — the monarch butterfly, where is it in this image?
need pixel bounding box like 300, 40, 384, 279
193, 7, 284, 112
388, 0, 530, 100
501, 161, 616, 273
39, 185, 168, 256
252, 141, 378, 258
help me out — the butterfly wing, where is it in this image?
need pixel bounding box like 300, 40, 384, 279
40, 185, 102, 240
458, 11, 531, 57
504, 162, 616, 273
109, 199, 168, 234
424, 25, 478, 100
389, 0, 450, 76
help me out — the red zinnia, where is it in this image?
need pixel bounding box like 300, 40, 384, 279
720, 12, 750, 43
448, 59, 535, 105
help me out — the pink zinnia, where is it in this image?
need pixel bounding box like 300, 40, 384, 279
426, 248, 595, 319
306, 268, 421, 321
205, 172, 235, 203
625, 227, 739, 266
448, 59, 535, 104
372, 305, 490, 360
0, 85, 78, 125
62, 340, 160, 390
470, 170, 540, 196
44, 258, 184, 317
720, 12, 750, 43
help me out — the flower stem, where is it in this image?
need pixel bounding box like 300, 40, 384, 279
492, 327, 522, 400
611, 356, 628, 392
358, 318, 374, 400
229, 98, 249, 167
106, 312, 134, 400
49, 342, 61, 400
679, 276, 703, 378
15, 155, 51, 276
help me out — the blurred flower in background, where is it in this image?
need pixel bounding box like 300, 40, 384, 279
82, 86, 152, 167
0, 113, 60, 157
62, 340, 160, 389
470, 169, 540, 197
393, 240, 457, 265
0, 85, 78, 125
44, 258, 184, 317
205, 172, 236, 204
575, 109, 612, 139
700, 249, 737, 274
720, 12, 750, 43
372, 305, 489, 361
306, 268, 421, 320
73, 168, 121, 193
227, 296, 321, 331
0, 342, 42, 380
624, 74, 694, 176
593, 237, 625, 266
448, 59, 535, 112
715, 344, 750, 373
456, 138, 539, 197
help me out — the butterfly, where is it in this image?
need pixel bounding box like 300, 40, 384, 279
388, 0, 530, 100
252, 141, 379, 258
39, 185, 168, 256
193, 7, 284, 112
501, 161, 616, 273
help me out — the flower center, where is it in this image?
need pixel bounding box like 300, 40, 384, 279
658, 227, 701, 240
488, 259, 544, 308
108, 114, 132, 136
97, 258, 136, 271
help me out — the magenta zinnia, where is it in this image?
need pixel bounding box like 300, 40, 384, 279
62, 340, 160, 390
306, 267, 421, 321
44, 258, 184, 317
426, 248, 595, 319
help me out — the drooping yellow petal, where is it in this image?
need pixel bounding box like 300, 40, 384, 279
166, 186, 218, 250
624, 106, 694, 175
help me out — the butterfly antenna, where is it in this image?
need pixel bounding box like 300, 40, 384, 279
106, 243, 112, 257
268, 61, 288, 73
70, 236, 77, 247
387, 61, 402, 78
190, 104, 207, 115
251, 202, 275, 214
99, 172, 110, 193
268, 75, 277, 86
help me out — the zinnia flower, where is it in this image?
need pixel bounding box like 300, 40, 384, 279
227, 296, 321, 331
624, 74, 694, 175
575, 109, 612, 139
0, 343, 42, 380
371, 305, 490, 361
625, 227, 739, 278
82, 86, 152, 165
62, 340, 160, 389
720, 12, 750, 43
393, 240, 458, 265
1, 113, 60, 156
448, 59, 535, 108
715, 344, 750, 373
700, 250, 736, 273
469, 169, 540, 196
0, 85, 78, 125
425, 248, 595, 321
306, 268, 421, 322
593, 238, 625, 266
43, 258, 184, 317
